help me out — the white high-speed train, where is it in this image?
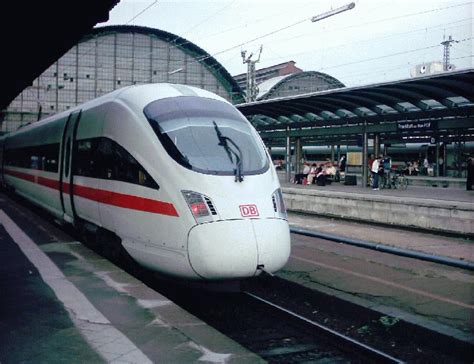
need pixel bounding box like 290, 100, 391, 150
0, 84, 291, 280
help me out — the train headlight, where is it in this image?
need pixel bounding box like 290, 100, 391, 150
182, 190, 216, 223
272, 188, 287, 219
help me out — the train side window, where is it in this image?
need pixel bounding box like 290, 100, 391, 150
4, 144, 59, 172
113, 143, 140, 184
43, 144, 59, 172
75, 139, 99, 177
96, 138, 114, 179
94, 137, 158, 189
74, 137, 158, 189
111, 141, 159, 189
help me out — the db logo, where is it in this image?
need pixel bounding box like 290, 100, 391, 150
240, 204, 259, 217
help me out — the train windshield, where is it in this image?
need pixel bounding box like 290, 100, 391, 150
144, 96, 269, 176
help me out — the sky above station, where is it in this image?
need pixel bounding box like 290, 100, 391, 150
99, 0, 473, 87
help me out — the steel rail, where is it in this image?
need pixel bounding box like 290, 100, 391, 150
245, 291, 405, 364
290, 227, 474, 271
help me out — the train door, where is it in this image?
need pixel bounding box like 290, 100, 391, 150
60, 111, 81, 223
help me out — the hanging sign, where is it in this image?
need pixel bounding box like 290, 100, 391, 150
397, 120, 437, 130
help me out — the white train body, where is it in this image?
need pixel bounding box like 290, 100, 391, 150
0, 84, 290, 280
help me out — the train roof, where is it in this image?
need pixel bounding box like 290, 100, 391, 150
1, 83, 229, 140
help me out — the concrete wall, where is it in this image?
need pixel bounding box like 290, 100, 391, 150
350, 174, 466, 189
283, 187, 474, 235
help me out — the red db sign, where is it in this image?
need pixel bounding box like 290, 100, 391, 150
240, 204, 259, 217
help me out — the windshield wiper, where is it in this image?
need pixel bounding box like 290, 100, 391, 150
213, 121, 244, 182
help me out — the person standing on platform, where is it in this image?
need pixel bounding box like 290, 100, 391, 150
423, 157, 429, 175
382, 155, 392, 188
371, 156, 381, 190
302, 162, 311, 184
367, 154, 375, 186
339, 155, 346, 178
368, 154, 374, 170
438, 156, 444, 176
467, 156, 474, 191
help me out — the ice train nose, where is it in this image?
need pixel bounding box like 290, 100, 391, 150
187, 219, 290, 280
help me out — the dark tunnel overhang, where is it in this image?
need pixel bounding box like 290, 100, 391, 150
0, 1, 120, 111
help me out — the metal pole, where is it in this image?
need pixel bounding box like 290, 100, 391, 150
291, 227, 474, 271
443, 143, 447, 176
374, 134, 380, 157
435, 141, 440, 177
286, 126, 291, 183
295, 137, 302, 174
363, 127, 368, 187
331, 144, 335, 163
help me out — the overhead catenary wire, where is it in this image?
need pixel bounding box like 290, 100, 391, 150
176, 1, 470, 51
171, 3, 357, 73
189, 17, 473, 77
332, 55, 471, 85
33, 2, 472, 78
74, 0, 159, 61
126, 0, 159, 25
14, 1, 473, 109
169, 2, 472, 76
318, 37, 473, 72
261, 17, 472, 66
169, 0, 237, 44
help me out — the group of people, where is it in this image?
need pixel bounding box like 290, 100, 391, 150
402, 160, 420, 176
294, 159, 340, 186
368, 154, 392, 190
286, 153, 474, 191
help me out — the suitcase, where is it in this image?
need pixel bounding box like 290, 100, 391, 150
344, 175, 357, 185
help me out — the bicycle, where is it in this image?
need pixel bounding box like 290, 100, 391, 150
394, 174, 408, 190
381, 174, 408, 190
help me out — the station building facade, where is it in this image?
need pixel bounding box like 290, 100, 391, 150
233, 61, 303, 92
2, 25, 244, 132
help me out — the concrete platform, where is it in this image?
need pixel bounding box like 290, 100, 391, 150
280, 178, 474, 236
0, 193, 262, 363
343, 174, 466, 189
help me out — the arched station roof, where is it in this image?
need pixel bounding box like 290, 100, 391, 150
237, 69, 474, 146
88, 25, 244, 103
257, 71, 345, 100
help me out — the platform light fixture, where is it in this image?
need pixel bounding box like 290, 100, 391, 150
311, 2, 355, 23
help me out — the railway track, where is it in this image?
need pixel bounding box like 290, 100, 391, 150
82, 227, 470, 363
5, 193, 471, 363
243, 291, 403, 363
135, 273, 407, 363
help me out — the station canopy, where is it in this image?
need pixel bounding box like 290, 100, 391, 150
236, 69, 474, 147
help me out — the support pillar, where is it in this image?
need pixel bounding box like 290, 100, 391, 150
363, 126, 368, 187
435, 141, 440, 177
442, 143, 447, 177
295, 137, 302, 174
374, 134, 380, 157
285, 126, 291, 183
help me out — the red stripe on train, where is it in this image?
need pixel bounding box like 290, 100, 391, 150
73, 184, 179, 216
4, 169, 179, 217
